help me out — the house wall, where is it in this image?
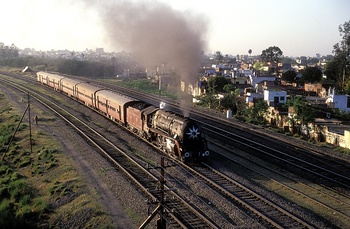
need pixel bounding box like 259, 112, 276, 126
249, 75, 275, 88
307, 124, 350, 149
265, 107, 288, 127
345, 130, 350, 149
231, 77, 247, 84
264, 90, 287, 106
333, 94, 350, 112
304, 83, 322, 93
324, 131, 348, 149
327, 87, 350, 112
246, 92, 263, 103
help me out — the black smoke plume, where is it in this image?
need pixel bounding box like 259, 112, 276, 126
83, 0, 208, 116
85, 0, 207, 81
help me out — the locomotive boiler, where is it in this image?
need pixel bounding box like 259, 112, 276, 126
148, 109, 209, 162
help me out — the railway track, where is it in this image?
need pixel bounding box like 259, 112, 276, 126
209, 138, 350, 228
0, 76, 220, 228
202, 122, 350, 194
175, 162, 316, 228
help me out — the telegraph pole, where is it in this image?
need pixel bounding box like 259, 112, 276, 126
28, 93, 33, 155
139, 157, 167, 229
159, 70, 162, 97
2, 94, 33, 161
157, 157, 166, 229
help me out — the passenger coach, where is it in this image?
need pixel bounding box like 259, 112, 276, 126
37, 71, 65, 90
94, 89, 139, 124
74, 82, 102, 108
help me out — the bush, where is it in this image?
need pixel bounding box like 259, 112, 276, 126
8, 179, 32, 200
18, 156, 31, 168
32, 198, 48, 215
0, 199, 11, 218
0, 133, 12, 146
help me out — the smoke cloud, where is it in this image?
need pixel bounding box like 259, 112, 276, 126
83, 0, 208, 84
82, 0, 208, 117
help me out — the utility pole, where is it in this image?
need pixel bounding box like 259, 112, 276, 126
157, 157, 166, 229
2, 93, 33, 161
139, 157, 167, 229
159, 69, 162, 98
158, 63, 165, 98
28, 93, 33, 155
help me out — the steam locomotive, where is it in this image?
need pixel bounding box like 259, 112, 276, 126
36, 71, 209, 163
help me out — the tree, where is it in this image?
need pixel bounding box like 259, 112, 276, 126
253, 61, 264, 72
200, 82, 219, 109
293, 97, 316, 125
332, 20, 350, 92
324, 59, 339, 82
344, 79, 350, 94
0, 43, 19, 59
223, 84, 235, 93
282, 70, 297, 83
207, 76, 231, 93
281, 56, 294, 64
244, 99, 269, 125
221, 87, 240, 113
248, 49, 252, 56
260, 46, 283, 75
307, 57, 320, 65
301, 67, 323, 83
285, 96, 316, 135
260, 46, 283, 63
215, 51, 223, 64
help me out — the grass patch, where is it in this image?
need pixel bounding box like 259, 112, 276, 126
0, 87, 114, 228
48, 180, 75, 198
337, 146, 350, 155
100, 78, 180, 100
125, 206, 141, 223
134, 148, 156, 166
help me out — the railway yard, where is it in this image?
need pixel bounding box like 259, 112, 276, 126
1, 69, 350, 228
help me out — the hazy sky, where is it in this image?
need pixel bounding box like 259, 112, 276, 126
1, 0, 349, 57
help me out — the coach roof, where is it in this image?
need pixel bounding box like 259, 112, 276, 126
95, 89, 138, 104
76, 82, 103, 93
61, 77, 82, 86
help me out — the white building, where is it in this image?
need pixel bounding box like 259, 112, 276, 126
326, 88, 350, 112
249, 74, 275, 88
264, 90, 287, 107
245, 92, 264, 104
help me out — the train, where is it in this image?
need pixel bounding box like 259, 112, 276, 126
36, 71, 209, 163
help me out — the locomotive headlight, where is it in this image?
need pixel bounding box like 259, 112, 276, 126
204, 151, 209, 156
184, 152, 190, 157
